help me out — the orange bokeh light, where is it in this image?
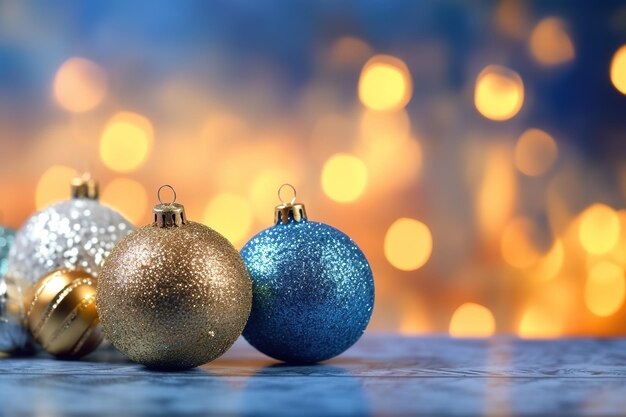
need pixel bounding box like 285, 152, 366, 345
53, 57, 107, 113
449, 303, 496, 338
474, 65, 524, 121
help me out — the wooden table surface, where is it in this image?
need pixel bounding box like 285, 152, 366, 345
1, 334, 625, 416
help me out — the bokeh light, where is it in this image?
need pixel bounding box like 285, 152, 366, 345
357, 109, 421, 190
384, 218, 433, 271
329, 36, 372, 67
610, 210, 626, 266
518, 305, 563, 339
100, 112, 153, 173
449, 303, 496, 338
358, 55, 412, 111
359, 109, 411, 145
531, 239, 564, 282
584, 261, 625, 317
101, 178, 148, 225
500, 217, 540, 268
203, 193, 253, 246
578, 203, 621, 254
53, 57, 106, 113
477, 146, 517, 241
321, 153, 368, 203
35, 165, 78, 209
529, 17, 575, 65
610, 45, 626, 95
514, 128, 558, 176
474, 65, 524, 121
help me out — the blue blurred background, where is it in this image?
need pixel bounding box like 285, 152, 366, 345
1, 0, 626, 337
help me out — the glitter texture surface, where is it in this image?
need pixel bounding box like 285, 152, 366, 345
0, 226, 25, 352
241, 218, 374, 363
7, 198, 133, 287
97, 221, 252, 370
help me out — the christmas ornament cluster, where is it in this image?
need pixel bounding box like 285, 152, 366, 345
0, 176, 374, 370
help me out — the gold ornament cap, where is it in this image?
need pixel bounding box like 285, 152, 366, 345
25, 268, 103, 358
153, 185, 186, 228
274, 184, 307, 225
71, 174, 99, 200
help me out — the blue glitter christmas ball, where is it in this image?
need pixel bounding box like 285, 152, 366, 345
241, 203, 374, 363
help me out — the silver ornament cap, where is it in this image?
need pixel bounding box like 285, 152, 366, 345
71, 174, 99, 200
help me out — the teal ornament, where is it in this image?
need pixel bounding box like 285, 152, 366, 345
0, 225, 14, 277
241, 185, 374, 363
0, 225, 28, 353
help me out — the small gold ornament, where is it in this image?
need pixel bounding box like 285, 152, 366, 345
97, 185, 252, 370
25, 268, 103, 358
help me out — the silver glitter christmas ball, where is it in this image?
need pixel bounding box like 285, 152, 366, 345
7, 198, 133, 287
4, 177, 133, 352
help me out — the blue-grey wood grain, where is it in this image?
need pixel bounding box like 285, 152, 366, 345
1, 335, 625, 416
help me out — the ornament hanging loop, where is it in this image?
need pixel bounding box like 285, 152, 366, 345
157, 184, 177, 205
274, 184, 307, 225
154, 185, 185, 228
278, 183, 297, 205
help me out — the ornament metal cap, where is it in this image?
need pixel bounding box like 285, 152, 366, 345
274, 184, 307, 225
71, 174, 99, 200
153, 185, 186, 228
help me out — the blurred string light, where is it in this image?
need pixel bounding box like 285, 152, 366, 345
610, 210, 626, 265
203, 193, 252, 246
530, 239, 564, 282
360, 109, 411, 146
357, 109, 422, 191
358, 55, 412, 111
474, 65, 524, 121
529, 17, 575, 65
578, 203, 620, 254
449, 303, 496, 338
477, 146, 517, 241
518, 304, 562, 338
100, 112, 153, 173
500, 217, 540, 268
53, 57, 107, 113
610, 45, 626, 95
35, 165, 78, 209
101, 178, 148, 225
329, 36, 373, 67
321, 153, 368, 203
584, 261, 625, 317
495, 0, 531, 39
514, 128, 558, 176
384, 218, 432, 271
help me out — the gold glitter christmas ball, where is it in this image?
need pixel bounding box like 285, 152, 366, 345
25, 268, 103, 358
96, 186, 252, 370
